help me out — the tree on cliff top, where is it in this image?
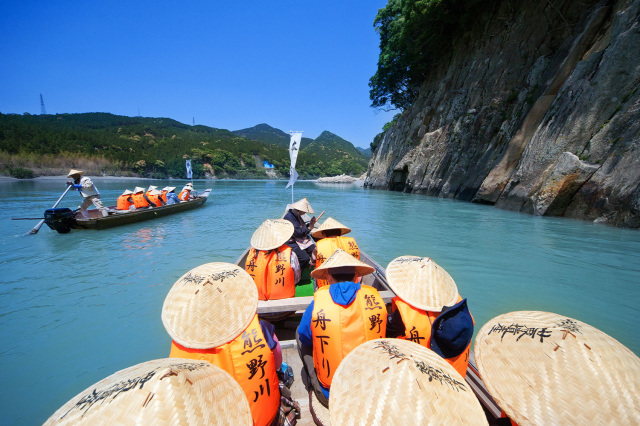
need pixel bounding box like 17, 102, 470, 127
370, 0, 491, 110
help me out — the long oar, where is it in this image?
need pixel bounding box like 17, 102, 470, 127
29, 185, 73, 235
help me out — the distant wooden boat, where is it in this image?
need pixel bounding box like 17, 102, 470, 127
235, 241, 507, 424
44, 189, 212, 233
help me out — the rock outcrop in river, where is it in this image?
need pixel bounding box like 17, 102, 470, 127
365, 0, 640, 228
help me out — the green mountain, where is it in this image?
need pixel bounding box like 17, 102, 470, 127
357, 147, 372, 158
0, 113, 367, 178
232, 124, 314, 149
233, 125, 369, 176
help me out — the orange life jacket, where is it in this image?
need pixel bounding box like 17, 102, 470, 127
116, 195, 132, 210
311, 284, 387, 388
131, 192, 150, 208
161, 190, 168, 203
245, 246, 295, 300
315, 236, 360, 288
393, 295, 472, 378
178, 189, 191, 201
169, 314, 279, 426
147, 193, 162, 207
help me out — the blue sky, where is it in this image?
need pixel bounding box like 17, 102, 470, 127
0, 1, 395, 148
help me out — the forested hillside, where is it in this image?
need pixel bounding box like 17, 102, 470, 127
0, 113, 367, 179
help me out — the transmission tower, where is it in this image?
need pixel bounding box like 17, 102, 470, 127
40, 94, 47, 115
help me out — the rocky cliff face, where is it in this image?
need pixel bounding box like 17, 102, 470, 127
365, 0, 640, 228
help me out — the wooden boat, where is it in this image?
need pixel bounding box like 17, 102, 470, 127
43, 189, 212, 233
235, 244, 507, 425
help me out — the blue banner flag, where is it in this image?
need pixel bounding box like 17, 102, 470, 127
185, 159, 192, 179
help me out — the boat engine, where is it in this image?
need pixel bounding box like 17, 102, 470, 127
44, 208, 76, 233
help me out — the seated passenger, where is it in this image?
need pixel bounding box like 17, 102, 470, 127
145, 185, 158, 199
116, 189, 134, 211
147, 189, 166, 207
162, 186, 179, 204
283, 197, 317, 269
311, 217, 360, 288
178, 182, 194, 201
245, 219, 301, 300
385, 256, 474, 378
131, 186, 153, 208
163, 263, 284, 426
296, 249, 386, 407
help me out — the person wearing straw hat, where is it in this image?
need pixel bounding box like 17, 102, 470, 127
296, 249, 386, 407
385, 256, 474, 378
178, 182, 195, 201
162, 186, 179, 204
131, 186, 153, 208
116, 189, 135, 211
328, 339, 488, 425
44, 358, 253, 426
311, 217, 360, 289
66, 169, 108, 218
245, 219, 301, 300
163, 262, 285, 426
145, 184, 158, 198
283, 197, 318, 269
147, 188, 166, 207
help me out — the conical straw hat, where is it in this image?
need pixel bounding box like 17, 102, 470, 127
289, 197, 314, 214
329, 339, 488, 425
163, 186, 176, 192
162, 263, 258, 349
475, 311, 640, 425
386, 256, 458, 311
121, 189, 133, 196
149, 189, 163, 196
251, 219, 294, 251
310, 249, 374, 281
44, 358, 252, 426
310, 217, 351, 238
67, 169, 83, 177
133, 186, 145, 193
147, 185, 158, 192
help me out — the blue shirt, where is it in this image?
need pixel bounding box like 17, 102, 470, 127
166, 192, 180, 204
297, 281, 361, 398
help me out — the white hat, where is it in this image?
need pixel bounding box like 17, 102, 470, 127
147, 185, 158, 191
289, 198, 314, 214
121, 189, 134, 196
250, 219, 294, 251
133, 186, 145, 193
163, 186, 176, 192
149, 189, 162, 196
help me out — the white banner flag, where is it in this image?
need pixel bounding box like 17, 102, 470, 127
185, 159, 192, 179
286, 168, 298, 189
289, 132, 302, 171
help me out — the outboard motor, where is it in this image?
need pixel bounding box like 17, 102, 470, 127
44, 208, 76, 233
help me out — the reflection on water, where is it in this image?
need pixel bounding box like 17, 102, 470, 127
0, 178, 639, 424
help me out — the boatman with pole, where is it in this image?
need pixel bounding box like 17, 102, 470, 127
66, 169, 108, 218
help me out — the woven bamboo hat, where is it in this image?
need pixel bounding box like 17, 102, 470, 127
184, 182, 194, 189
67, 169, 83, 177
289, 197, 314, 214
147, 185, 158, 191
310, 217, 351, 238
121, 189, 133, 196
149, 189, 163, 196
162, 263, 258, 349
329, 339, 488, 425
251, 219, 294, 251
133, 186, 145, 193
475, 311, 640, 425
310, 249, 374, 281
163, 186, 176, 192
386, 256, 458, 311
44, 358, 252, 425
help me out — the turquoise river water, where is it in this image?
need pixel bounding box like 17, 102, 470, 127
1, 178, 639, 424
